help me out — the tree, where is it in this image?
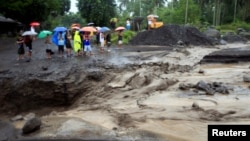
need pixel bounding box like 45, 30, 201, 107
77, 0, 116, 26
169, 0, 201, 24
59, 0, 71, 15
61, 13, 86, 27
0, 0, 70, 25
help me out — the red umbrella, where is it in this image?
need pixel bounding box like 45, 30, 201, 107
30, 22, 40, 26
115, 26, 126, 31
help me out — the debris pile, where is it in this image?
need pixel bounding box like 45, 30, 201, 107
129, 24, 214, 46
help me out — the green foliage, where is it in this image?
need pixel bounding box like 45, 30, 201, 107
61, 13, 86, 28
220, 22, 250, 31
111, 30, 136, 45
170, 0, 201, 24
0, 0, 70, 25
117, 0, 167, 17
77, 0, 116, 26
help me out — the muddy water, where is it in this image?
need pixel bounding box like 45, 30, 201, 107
136, 63, 250, 141
2, 41, 250, 140
28, 62, 250, 141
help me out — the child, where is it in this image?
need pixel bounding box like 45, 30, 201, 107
45, 34, 53, 59
16, 34, 25, 60
84, 35, 92, 56
58, 34, 65, 57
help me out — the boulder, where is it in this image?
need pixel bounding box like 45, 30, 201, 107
22, 117, 41, 134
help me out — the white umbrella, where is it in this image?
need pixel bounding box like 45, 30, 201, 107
87, 22, 94, 26
95, 26, 101, 30
22, 31, 37, 36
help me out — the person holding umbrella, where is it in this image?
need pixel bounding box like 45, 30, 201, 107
24, 35, 34, 62
57, 32, 65, 57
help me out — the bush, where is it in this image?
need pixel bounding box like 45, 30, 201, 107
110, 30, 137, 45
221, 22, 250, 32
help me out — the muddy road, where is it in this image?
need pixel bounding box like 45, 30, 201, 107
1, 37, 250, 141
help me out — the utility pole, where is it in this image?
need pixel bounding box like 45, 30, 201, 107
139, 0, 141, 16
154, 0, 158, 15
234, 0, 237, 23
185, 0, 189, 24
212, 6, 216, 26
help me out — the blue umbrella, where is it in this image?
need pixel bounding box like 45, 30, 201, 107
52, 31, 59, 46
53, 26, 67, 32
52, 31, 66, 46
99, 27, 110, 32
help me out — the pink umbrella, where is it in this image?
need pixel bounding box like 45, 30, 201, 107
80, 26, 97, 32
115, 26, 126, 31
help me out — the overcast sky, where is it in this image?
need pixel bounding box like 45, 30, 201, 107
69, 0, 78, 13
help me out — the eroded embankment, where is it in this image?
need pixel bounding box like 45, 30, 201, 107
0, 60, 193, 115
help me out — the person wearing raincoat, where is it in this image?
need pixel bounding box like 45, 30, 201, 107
73, 30, 82, 56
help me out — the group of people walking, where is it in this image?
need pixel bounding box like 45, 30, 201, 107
48, 27, 121, 59
16, 25, 124, 61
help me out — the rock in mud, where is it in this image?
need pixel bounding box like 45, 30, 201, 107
196, 80, 215, 95
22, 117, 42, 134
243, 75, 250, 82
87, 71, 104, 81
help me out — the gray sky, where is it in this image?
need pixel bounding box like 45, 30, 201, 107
69, 0, 78, 13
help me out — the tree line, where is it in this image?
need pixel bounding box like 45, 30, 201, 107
0, 0, 249, 31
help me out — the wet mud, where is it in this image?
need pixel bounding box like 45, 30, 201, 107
1, 26, 250, 141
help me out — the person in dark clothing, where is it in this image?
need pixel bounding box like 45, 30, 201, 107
24, 35, 33, 61
117, 31, 123, 48
65, 30, 72, 57
110, 18, 118, 30
106, 33, 111, 51
16, 34, 25, 60
96, 31, 100, 46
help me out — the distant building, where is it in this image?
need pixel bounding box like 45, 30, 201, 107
0, 16, 23, 37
